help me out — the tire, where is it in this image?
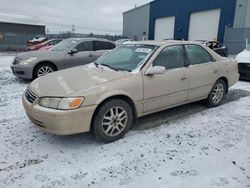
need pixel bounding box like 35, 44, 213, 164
207, 79, 226, 107
33, 63, 56, 79
93, 99, 133, 143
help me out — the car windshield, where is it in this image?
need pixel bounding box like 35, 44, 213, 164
95, 44, 156, 72
51, 39, 79, 51
246, 45, 250, 51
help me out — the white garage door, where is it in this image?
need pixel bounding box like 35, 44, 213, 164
188, 9, 221, 41
154, 16, 175, 41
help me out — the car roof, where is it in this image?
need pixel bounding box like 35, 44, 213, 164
47, 38, 62, 42
125, 40, 204, 46
65, 38, 114, 43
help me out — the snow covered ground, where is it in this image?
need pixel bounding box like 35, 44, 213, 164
0, 55, 250, 188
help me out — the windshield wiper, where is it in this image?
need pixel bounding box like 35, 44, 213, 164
93, 62, 99, 68
96, 63, 130, 72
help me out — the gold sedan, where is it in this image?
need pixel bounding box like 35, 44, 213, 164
22, 41, 239, 142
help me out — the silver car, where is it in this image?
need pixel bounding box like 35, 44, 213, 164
11, 38, 116, 80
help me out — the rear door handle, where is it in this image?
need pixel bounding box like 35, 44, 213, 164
89, 54, 94, 57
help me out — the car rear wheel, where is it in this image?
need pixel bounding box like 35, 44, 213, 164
34, 63, 56, 79
207, 79, 226, 107
93, 99, 133, 143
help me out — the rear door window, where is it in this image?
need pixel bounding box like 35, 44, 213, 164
185, 44, 212, 65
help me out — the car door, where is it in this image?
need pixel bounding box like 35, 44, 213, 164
64, 41, 95, 68
185, 44, 219, 101
92, 41, 116, 58
143, 45, 189, 113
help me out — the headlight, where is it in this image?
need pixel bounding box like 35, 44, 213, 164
39, 97, 84, 110
19, 57, 37, 65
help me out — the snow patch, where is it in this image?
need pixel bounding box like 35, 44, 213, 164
56, 75, 74, 94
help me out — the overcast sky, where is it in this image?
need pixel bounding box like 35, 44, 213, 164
0, 0, 152, 35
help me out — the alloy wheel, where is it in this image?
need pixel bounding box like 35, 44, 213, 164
37, 66, 54, 77
101, 107, 128, 137
212, 83, 224, 104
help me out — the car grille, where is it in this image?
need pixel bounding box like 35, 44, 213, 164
25, 88, 38, 103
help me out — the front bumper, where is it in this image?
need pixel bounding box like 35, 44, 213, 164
238, 63, 250, 80
11, 64, 34, 80
22, 94, 97, 135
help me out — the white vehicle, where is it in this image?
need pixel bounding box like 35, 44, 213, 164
236, 45, 250, 80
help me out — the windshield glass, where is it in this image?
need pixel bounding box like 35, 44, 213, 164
95, 44, 156, 72
51, 38, 79, 51
246, 45, 250, 51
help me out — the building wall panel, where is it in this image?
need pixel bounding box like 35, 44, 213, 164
123, 4, 150, 40
234, 0, 250, 28
0, 23, 45, 50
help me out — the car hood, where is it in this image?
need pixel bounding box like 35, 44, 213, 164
236, 50, 250, 63
29, 64, 130, 97
16, 50, 64, 60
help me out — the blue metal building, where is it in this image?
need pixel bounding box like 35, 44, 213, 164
123, 0, 248, 43
149, 0, 237, 42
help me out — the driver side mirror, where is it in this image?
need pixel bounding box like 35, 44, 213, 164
68, 48, 78, 55
145, 66, 166, 76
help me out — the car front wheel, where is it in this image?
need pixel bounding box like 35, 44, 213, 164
34, 63, 56, 79
93, 99, 133, 143
207, 79, 226, 107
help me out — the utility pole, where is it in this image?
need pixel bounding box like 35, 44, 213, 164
72, 25, 75, 33
71, 25, 75, 37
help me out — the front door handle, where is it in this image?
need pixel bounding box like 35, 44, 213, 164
181, 76, 188, 81
89, 54, 94, 57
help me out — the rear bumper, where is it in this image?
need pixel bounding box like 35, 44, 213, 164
10, 64, 34, 80
22, 94, 97, 135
